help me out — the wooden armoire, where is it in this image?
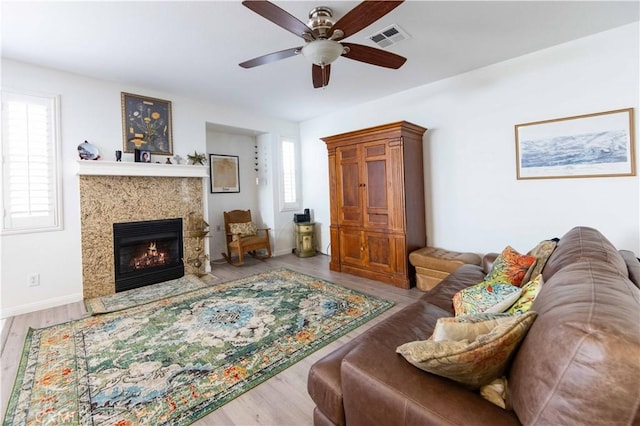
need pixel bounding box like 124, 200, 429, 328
322, 121, 427, 289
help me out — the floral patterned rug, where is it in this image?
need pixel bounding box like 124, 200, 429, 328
4, 269, 393, 425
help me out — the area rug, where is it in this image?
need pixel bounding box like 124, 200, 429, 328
84, 273, 217, 315
4, 268, 393, 425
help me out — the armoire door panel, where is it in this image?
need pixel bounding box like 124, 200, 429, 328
364, 143, 386, 157
339, 230, 364, 266
337, 154, 362, 226
365, 159, 387, 209
339, 162, 360, 208
365, 233, 394, 273
366, 213, 388, 225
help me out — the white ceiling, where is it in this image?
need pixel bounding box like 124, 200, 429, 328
2, 1, 638, 123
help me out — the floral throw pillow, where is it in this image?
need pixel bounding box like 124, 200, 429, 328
484, 246, 536, 287
396, 311, 537, 389
453, 281, 522, 316
506, 274, 543, 315
229, 222, 257, 241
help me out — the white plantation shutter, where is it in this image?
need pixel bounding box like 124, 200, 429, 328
2, 90, 62, 233
280, 139, 300, 210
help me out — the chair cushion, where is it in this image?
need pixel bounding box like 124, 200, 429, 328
228, 235, 267, 248
229, 221, 257, 240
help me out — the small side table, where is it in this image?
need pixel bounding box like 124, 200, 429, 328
295, 222, 316, 257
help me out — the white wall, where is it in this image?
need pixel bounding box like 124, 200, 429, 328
301, 23, 640, 257
256, 132, 299, 257
206, 131, 259, 260
1, 60, 298, 317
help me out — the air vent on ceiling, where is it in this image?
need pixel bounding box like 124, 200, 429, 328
368, 24, 410, 48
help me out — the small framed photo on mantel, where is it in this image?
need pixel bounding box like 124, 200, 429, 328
210, 154, 240, 193
134, 149, 152, 163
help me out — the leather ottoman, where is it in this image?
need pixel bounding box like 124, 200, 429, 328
409, 247, 481, 291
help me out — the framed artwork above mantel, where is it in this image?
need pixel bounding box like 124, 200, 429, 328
121, 92, 173, 155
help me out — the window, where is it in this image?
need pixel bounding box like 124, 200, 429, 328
280, 138, 300, 211
1, 90, 62, 233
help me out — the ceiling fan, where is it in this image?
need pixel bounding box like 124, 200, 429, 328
239, 0, 407, 88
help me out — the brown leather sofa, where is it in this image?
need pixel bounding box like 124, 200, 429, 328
307, 226, 640, 425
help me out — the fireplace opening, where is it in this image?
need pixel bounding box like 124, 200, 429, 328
113, 218, 184, 292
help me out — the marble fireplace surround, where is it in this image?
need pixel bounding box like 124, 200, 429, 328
78, 161, 208, 299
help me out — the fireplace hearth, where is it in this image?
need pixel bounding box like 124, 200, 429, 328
113, 218, 184, 292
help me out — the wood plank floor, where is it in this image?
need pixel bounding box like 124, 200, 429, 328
1, 253, 424, 425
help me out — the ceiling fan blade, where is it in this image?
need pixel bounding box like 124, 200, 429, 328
312, 64, 331, 88
342, 43, 406, 69
239, 46, 302, 68
242, 1, 314, 40
330, 1, 404, 40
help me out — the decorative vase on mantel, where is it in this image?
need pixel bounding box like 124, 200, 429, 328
78, 141, 100, 160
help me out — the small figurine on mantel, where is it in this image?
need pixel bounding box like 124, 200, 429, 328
187, 151, 207, 165
165, 157, 172, 164
173, 155, 184, 165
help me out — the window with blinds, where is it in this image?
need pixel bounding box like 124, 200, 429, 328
280, 139, 300, 211
1, 90, 62, 233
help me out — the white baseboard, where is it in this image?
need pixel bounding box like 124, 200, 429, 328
0, 293, 84, 319
274, 248, 295, 257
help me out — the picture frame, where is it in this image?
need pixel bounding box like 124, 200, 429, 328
134, 149, 152, 163
210, 154, 240, 193
515, 108, 635, 180
121, 92, 173, 155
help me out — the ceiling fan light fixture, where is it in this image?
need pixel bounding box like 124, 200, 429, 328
302, 39, 343, 66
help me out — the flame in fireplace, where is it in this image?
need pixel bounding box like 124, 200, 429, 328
131, 241, 169, 270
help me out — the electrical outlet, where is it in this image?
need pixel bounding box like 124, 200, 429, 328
28, 273, 40, 287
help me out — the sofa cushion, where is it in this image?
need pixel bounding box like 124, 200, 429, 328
452, 282, 522, 316
396, 311, 536, 389
542, 226, 627, 279
484, 246, 537, 286
509, 259, 640, 425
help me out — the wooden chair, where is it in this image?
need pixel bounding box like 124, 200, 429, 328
221, 209, 272, 266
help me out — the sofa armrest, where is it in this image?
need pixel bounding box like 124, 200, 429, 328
483, 253, 499, 274
341, 339, 520, 426
619, 250, 640, 289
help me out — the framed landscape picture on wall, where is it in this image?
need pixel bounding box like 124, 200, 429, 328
121, 92, 173, 155
210, 154, 240, 193
515, 108, 635, 180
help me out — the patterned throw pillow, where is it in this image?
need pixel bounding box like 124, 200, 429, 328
396, 311, 537, 389
484, 246, 537, 287
506, 274, 543, 315
521, 240, 557, 284
229, 222, 257, 241
480, 377, 510, 409
431, 312, 513, 342
452, 281, 522, 316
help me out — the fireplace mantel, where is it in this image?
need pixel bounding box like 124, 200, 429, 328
76, 160, 208, 178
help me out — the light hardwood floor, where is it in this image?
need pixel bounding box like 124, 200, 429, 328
1, 253, 424, 425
